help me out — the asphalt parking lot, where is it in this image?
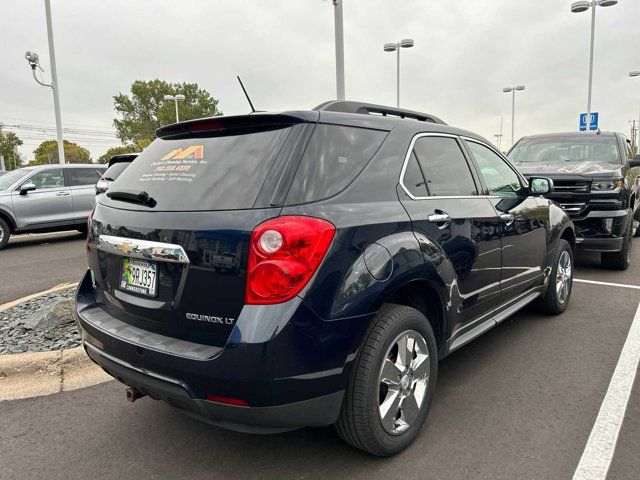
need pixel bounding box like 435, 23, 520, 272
1, 247, 639, 479
0, 232, 86, 304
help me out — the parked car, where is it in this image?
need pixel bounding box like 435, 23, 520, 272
76, 101, 575, 456
95, 153, 138, 195
0, 170, 7, 177
0, 163, 106, 249
509, 131, 640, 269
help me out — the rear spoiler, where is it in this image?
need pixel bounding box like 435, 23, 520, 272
156, 112, 318, 139
108, 153, 140, 167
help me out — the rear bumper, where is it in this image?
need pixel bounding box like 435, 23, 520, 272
573, 208, 629, 252
84, 342, 344, 433
75, 270, 369, 432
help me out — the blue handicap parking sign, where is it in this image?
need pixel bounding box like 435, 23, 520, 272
579, 112, 599, 131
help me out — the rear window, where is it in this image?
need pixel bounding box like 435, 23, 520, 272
102, 162, 130, 181
285, 124, 387, 205
107, 126, 292, 211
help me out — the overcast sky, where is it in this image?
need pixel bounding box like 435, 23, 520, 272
2, 0, 639, 162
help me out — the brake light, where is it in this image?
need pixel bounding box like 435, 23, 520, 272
246, 216, 335, 304
85, 211, 92, 255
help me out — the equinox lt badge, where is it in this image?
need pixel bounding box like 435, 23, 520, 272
186, 313, 235, 325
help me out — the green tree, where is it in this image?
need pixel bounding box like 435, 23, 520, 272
0, 131, 23, 170
97, 145, 139, 164
32, 140, 91, 165
113, 79, 222, 147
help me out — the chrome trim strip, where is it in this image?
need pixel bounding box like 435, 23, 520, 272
97, 234, 190, 264
398, 132, 460, 200
398, 132, 527, 200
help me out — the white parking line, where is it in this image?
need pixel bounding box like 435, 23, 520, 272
574, 278, 640, 290
572, 299, 640, 480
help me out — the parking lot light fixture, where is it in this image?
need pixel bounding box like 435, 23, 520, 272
163, 94, 186, 123
384, 38, 414, 108
571, 0, 618, 134
630, 71, 640, 150
503, 85, 526, 147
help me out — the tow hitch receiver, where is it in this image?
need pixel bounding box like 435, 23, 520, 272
125, 386, 146, 402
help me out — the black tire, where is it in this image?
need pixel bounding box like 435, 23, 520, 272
602, 213, 633, 270
536, 239, 573, 315
0, 217, 10, 250
335, 304, 438, 456
633, 208, 640, 238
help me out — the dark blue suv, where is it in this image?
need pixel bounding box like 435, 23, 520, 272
76, 101, 575, 456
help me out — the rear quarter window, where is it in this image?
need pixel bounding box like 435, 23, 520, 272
285, 124, 387, 205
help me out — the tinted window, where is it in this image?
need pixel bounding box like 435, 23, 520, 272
23, 169, 65, 190
466, 141, 522, 197
102, 162, 130, 181
402, 152, 428, 197
108, 126, 292, 211
508, 135, 620, 165
68, 168, 103, 187
285, 124, 387, 204
412, 136, 477, 196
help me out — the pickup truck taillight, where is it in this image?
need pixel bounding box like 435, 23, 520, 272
245, 216, 335, 305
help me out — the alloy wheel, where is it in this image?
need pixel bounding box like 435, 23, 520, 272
378, 330, 430, 435
556, 250, 572, 304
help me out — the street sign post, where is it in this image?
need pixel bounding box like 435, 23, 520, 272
579, 112, 599, 131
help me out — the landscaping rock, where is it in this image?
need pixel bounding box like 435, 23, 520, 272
0, 288, 81, 355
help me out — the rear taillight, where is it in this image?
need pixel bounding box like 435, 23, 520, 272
85, 211, 92, 255
246, 216, 335, 305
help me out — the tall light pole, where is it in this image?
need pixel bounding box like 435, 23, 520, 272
384, 39, 414, 108
24, 0, 65, 164
571, 0, 619, 132
163, 94, 185, 123
630, 71, 640, 151
333, 0, 345, 100
494, 116, 504, 150
503, 86, 525, 147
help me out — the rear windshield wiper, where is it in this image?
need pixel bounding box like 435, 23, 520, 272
106, 189, 157, 208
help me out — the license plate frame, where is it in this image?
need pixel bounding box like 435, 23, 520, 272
120, 258, 158, 297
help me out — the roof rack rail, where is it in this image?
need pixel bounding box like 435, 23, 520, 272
314, 100, 446, 125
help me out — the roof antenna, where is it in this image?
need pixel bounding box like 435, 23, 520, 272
237, 76, 256, 113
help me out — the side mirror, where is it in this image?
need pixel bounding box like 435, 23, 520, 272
19, 183, 36, 195
529, 177, 553, 196
628, 154, 640, 168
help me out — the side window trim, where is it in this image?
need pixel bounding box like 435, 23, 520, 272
399, 132, 481, 200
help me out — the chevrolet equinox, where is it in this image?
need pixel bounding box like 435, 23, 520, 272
76, 101, 575, 456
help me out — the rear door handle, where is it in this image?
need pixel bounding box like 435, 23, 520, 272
428, 212, 451, 229
499, 213, 515, 225
56, 191, 71, 197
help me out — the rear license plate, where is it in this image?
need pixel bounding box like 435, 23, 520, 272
120, 258, 158, 297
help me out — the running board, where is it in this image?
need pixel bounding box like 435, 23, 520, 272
447, 290, 541, 354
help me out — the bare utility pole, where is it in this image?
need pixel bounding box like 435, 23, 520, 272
333, 0, 345, 100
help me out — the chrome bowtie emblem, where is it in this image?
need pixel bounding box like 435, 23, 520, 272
118, 242, 134, 254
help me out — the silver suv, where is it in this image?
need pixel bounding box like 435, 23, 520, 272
0, 164, 106, 249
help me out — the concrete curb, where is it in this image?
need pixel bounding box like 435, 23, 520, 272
0, 282, 79, 313
0, 345, 112, 401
